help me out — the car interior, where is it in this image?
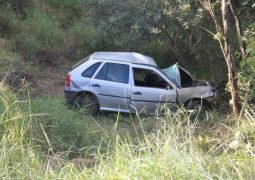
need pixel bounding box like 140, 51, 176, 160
133, 68, 169, 89
179, 67, 194, 87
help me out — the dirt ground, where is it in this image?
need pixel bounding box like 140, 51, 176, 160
32, 61, 71, 97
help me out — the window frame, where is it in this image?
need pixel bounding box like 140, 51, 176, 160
131, 65, 174, 89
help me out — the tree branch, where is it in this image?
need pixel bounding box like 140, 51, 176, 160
229, 0, 247, 59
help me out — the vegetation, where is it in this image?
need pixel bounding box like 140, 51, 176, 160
0, 0, 254, 178
1, 85, 255, 178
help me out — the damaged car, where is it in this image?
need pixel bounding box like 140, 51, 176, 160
64, 52, 215, 115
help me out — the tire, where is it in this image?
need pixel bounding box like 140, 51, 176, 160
76, 93, 99, 116
185, 99, 213, 120
185, 99, 207, 121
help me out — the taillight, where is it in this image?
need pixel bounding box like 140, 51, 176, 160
66, 74, 71, 88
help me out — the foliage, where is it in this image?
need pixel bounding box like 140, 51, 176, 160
0, 38, 19, 66
239, 23, 255, 103
65, 19, 98, 61
0, 0, 227, 80
44, 0, 79, 9
0, 5, 18, 36
15, 8, 65, 59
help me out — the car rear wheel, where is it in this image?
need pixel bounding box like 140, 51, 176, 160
76, 93, 99, 116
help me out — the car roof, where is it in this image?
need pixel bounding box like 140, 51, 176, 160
89, 52, 157, 66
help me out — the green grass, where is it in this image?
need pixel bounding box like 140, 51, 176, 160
0, 84, 255, 178
14, 7, 65, 59
44, 0, 80, 9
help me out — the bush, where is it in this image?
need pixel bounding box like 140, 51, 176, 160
65, 19, 98, 61
0, 5, 19, 36
15, 8, 65, 59
239, 24, 255, 104
44, 0, 79, 9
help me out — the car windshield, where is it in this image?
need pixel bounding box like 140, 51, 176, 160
161, 64, 194, 88
161, 64, 181, 87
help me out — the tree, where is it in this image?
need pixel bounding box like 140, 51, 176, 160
199, 0, 241, 115
229, 0, 246, 60
78, 0, 205, 65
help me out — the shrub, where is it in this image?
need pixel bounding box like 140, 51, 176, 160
15, 8, 65, 59
44, 0, 79, 9
0, 5, 19, 36
239, 24, 255, 104
65, 19, 98, 61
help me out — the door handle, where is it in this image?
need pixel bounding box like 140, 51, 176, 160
92, 84, 100, 87
133, 91, 142, 95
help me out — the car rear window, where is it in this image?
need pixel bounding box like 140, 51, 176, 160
72, 55, 90, 70
82, 62, 102, 78
95, 62, 129, 84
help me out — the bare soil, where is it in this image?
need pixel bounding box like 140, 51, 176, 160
31, 58, 71, 97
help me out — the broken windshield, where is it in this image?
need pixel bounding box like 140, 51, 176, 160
162, 64, 194, 88
162, 64, 181, 88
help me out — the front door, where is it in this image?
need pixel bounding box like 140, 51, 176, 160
130, 66, 177, 114
90, 62, 131, 112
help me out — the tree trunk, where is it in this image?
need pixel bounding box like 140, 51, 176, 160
229, 0, 246, 59
222, 0, 241, 115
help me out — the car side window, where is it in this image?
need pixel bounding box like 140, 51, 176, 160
133, 68, 171, 89
95, 62, 129, 84
82, 62, 102, 78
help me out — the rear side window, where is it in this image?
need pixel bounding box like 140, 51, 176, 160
82, 62, 102, 78
95, 63, 129, 84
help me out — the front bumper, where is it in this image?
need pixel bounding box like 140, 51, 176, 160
205, 96, 216, 103
205, 89, 217, 104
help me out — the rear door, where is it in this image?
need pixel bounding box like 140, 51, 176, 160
90, 61, 131, 112
130, 65, 177, 114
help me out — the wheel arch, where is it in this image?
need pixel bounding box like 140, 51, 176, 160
76, 91, 100, 106
184, 98, 208, 107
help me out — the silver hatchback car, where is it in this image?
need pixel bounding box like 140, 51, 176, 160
64, 52, 214, 115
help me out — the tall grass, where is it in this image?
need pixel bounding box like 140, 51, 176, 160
14, 7, 65, 59
0, 38, 21, 74
0, 85, 255, 178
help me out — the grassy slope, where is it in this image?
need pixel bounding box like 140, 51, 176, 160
0, 84, 255, 178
